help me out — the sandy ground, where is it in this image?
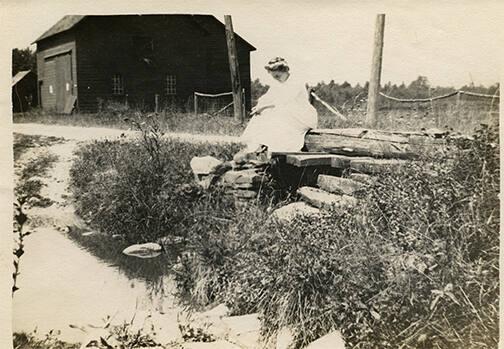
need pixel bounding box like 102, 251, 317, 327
14, 123, 240, 144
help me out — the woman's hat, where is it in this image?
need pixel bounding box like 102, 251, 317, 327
264, 57, 289, 72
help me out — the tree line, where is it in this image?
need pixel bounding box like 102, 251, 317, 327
252, 76, 499, 111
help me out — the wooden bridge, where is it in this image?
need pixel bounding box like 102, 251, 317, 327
219, 127, 456, 215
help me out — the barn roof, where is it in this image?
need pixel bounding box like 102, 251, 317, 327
33, 14, 256, 50
12, 70, 34, 87
34, 15, 85, 43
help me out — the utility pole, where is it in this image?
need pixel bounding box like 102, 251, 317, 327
224, 15, 244, 123
365, 14, 385, 127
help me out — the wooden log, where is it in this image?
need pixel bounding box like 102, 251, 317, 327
297, 187, 357, 210
286, 154, 341, 167
366, 14, 386, 127
350, 158, 407, 174
305, 132, 416, 159
331, 155, 354, 169
309, 128, 409, 143
317, 175, 365, 196
408, 135, 447, 145
224, 15, 244, 123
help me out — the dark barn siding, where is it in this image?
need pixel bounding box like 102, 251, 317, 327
74, 15, 253, 113
36, 15, 254, 113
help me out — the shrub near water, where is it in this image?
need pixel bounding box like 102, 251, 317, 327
70, 121, 240, 244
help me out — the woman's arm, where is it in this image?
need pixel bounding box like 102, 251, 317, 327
251, 104, 275, 116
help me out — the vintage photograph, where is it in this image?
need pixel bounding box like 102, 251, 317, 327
4, 1, 501, 348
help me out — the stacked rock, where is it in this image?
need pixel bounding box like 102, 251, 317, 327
190, 156, 270, 206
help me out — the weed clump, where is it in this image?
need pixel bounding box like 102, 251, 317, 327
70, 116, 241, 244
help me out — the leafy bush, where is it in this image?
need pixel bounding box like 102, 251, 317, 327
70, 117, 241, 244
13, 330, 79, 349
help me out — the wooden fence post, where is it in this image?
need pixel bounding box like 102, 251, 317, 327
365, 14, 386, 127
224, 15, 244, 123
194, 93, 198, 116
154, 94, 159, 113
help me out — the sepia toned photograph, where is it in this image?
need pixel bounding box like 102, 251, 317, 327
3, 1, 501, 348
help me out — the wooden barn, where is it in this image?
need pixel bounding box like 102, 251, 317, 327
34, 15, 255, 113
12, 70, 38, 113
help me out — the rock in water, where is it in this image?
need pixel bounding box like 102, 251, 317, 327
122, 242, 163, 258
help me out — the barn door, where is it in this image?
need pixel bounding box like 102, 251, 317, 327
55, 53, 73, 112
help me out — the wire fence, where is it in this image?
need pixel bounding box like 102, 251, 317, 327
379, 90, 499, 103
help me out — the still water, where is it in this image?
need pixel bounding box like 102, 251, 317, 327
12, 226, 179, 343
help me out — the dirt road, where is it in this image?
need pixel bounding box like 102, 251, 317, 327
13, 123, 241, 144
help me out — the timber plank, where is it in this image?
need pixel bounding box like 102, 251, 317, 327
309, 128, 409, 143
317, 175, 365, 195
297, 187, 357, 210
286, 154, 339, 167
309, 128, 450, 139
304, 133, 416, 159
350, 158, 407, 174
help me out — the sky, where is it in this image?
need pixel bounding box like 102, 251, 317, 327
1, 0, 503, 88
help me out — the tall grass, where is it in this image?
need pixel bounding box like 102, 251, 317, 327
69, 118, 498, 347
14, 97, 497, 137
172, 125, 499, 348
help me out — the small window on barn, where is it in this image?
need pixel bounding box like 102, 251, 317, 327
112, 74, 124, 95
166, 75, 177, 95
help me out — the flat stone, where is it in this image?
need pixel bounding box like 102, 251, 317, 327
190, 156, 223, 175
222, 314, 261, 349
317, 175, 364, 195
348, 173, 375, 184
122, 242, 162, 259
297, 187, 357, 210
271, 202, 321, 223
222, 169, 265, 185
305, 330, 346, 349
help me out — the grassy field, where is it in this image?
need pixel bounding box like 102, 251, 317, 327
13, 108, 246, 136
13, 97, 498, 136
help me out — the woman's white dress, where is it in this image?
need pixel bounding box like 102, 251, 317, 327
241, 76, 318, 152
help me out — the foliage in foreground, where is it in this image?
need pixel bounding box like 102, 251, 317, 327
69, 118, 241, 244
13, 330, 79, 349
174, 125, 499, 348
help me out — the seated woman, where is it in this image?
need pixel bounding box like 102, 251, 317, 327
234, 57, 318, 163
